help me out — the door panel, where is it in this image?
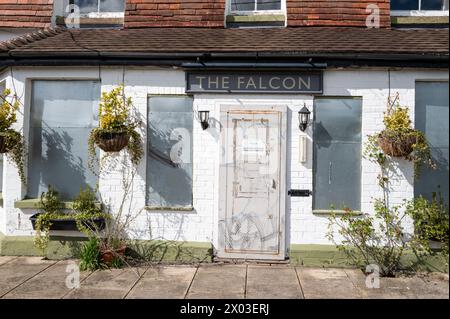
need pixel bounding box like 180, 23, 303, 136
219, 106, 286, 260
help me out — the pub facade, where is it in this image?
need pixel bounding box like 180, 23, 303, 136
0, 1, 448, 262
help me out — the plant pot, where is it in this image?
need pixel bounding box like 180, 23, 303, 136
29, 213, 106, 231
100, 245, 127, 264
378, 130, 417, 157
0, 133, 8, 153
95, 131, 130, 153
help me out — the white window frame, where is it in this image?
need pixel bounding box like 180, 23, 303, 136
67, 0, 125, 19
391, 0, 449, 16
226, 0, 286, 16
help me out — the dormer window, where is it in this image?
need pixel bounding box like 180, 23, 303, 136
226, 0, 286, 28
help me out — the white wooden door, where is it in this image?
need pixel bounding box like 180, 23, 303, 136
218, 106, 286, 260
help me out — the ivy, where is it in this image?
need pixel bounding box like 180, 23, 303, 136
0, 89, 26, 185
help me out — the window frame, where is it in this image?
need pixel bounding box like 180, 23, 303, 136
145, 94, 195, 211
227, 0, 286, 15
391, 0, 449, 16
312, 96, 363, 213
68, 0, 125, 19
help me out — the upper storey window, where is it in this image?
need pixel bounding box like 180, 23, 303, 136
56, 0, 125, 28
230, 0, 282, 12
226, 0, 286, 28
392, 0, 449, 14
72, 0, 125, 14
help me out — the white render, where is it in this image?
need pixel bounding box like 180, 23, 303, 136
0, 66, 448, 252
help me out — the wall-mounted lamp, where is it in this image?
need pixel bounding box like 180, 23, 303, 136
199, 110, 210, 130
298, 105, 311, 132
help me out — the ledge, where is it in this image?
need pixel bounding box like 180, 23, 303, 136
312, 210, 363, 216
145, 206, 195, 212
391, 16, 449, 25
14, 198, 101, 210
55, 15, 124, 26
226, 14, 286, 23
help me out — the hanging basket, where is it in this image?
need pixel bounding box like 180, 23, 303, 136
0, 133, 8, 153
94, 131, 130, 153
378, 130, 417, 157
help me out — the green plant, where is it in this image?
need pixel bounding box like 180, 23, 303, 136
366, 95, 435, 177
405, 194, 449, 256
33, 186, 109, 255
88, 85, 143, 171
79, 237, 106, 271
327, 200, 422, 277
0, 88, 26, 184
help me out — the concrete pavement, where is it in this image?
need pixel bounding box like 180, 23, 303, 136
0, 257, 448, 299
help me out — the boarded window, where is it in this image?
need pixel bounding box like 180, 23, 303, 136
28, 80, 100, 200
231, 0, 282, 11
415, 81, 449, 206
147, 96, 193, 208
313, 98, 363, 211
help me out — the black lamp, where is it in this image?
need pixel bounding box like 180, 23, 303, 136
298, 105, 311, 132
199, 110, 210, 130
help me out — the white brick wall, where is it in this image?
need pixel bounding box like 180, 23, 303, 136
0, 66, 448, 248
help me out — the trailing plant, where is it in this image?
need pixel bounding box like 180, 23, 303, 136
33, 186, 109, 255
405, 193, 449, 256
88, 85, 143, 173
365, 94, 434, 177
0, 88, 26, 184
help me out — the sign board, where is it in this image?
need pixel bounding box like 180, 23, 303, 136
186, 71, 323, 94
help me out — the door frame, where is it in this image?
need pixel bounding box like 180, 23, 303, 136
217, 104, 287, 260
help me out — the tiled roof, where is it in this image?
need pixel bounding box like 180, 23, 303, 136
0, 0, 53, 28
0, 27, 448, 62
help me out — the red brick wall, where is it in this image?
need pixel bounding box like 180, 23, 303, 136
125, 0, 225, 28
287, 0, 391, 27
0, 0, 53, 28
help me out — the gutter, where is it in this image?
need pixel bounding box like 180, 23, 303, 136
0, 51, 448, 68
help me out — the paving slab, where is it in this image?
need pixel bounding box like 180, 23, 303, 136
186, 265, 246, 299
344, 269, 449, 299
126, 266, 197, 299
64, 267, 145, 299
246, 266, 303, 299
296, 267, 363, 299
3, 260, 91, 299
0, 257, 56, 298
0, 256, 16, 266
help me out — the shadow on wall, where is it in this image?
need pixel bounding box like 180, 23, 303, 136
28, 125, 95, 200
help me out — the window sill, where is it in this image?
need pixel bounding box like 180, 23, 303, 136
55, 15, 124, 27
145, 206, 195, 213
312, 210, 363, 216
391, 15, 449, 25
14, 198, 102, 210
226, 14, 286, 23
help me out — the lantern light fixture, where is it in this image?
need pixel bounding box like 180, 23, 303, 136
199, 110, 210, 130
298, 105, 311, 132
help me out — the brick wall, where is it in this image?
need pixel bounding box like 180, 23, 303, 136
125, 0, 225, 28
0, 0, 53, 28
287, 0, 391, 27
